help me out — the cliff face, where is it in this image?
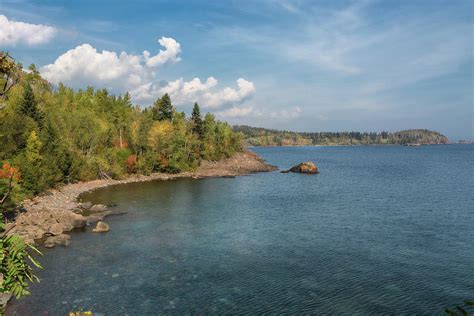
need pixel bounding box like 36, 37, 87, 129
234, 125, 449, 146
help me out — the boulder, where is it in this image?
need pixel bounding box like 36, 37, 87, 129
56, 212, 87, 229
0, 292, 12, 310
38, 216, 58, 231
48, 223, 63, 236
90, 204, 107, 213
25, 225, 46, 240
282, 162, 319, 174
44, 234, 71, 248
78, 202, 92, 210
92, 221, 110, 233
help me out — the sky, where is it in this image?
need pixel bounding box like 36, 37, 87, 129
1, 0, 473, 140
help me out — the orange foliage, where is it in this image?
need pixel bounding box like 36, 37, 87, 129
125, 155, 137, 173
113, 139, 129, 149
0, 163, 20, 181
157, 155, 169, 169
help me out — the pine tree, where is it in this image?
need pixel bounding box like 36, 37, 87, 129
123, 92, 133, 108
18, 83, 43, 126
151, 93, 174, 121
191, 102, 203, 137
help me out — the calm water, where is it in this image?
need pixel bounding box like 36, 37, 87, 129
8, 145, 474, 315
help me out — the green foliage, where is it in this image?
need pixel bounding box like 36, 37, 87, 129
0, 232, 42, 298
0, 163, 42, 307
234, 125, 449, 146
151, 93, 174, 121
201, 113, 242, 161
17, 83, 43, 127
191, 102, 203, 137
16, 131, 45, 194
0, 51, 243, 197
0, 52, 22, 104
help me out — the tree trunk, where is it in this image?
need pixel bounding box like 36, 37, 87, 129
119, 127, 123, 149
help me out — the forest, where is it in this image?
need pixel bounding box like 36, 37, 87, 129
234, 125, 449, 146
0, 52, 243, 214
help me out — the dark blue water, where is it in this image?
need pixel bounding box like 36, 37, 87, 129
8, 145, 474, 315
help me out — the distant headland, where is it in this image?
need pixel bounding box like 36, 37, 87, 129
233, 125, 449, 147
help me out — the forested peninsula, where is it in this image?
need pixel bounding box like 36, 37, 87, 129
0, 52, 248, 213
234, 125, 449, 146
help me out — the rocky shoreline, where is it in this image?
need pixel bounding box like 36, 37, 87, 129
6, 150, 277, 247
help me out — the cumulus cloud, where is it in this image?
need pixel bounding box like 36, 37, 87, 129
41, 37, 181, 89
0, 14, 57, 46
41, 37, 255, 109
144, 37, 181, 67
131, 77, 255, 109
204, 78, 256, 108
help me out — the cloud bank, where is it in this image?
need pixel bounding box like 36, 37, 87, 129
0, 14, 57, 46
135, 77, 255, 108
41, 37, 255, 109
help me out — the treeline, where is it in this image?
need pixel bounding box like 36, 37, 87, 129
234, 125, 449, 146
0, 52, 243, 213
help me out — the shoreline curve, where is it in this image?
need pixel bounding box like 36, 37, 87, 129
6, 151, 277, 246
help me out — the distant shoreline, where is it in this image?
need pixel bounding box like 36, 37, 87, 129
234, 126, 450, 147
246, 143, 463, 148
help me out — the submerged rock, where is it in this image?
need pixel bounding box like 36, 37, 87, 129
44, 234, 71, 248
282, 162, 319, 174
90, 204, 107, 213
92, 221, 110, 233
86, 212, 108, 225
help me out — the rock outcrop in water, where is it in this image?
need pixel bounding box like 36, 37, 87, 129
92, 221, 110, 233
44, 234, 71, 248
282, 162, 319, 174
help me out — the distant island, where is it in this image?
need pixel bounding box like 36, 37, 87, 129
233, 125, 449, 146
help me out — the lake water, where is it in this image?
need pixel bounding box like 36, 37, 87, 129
7, 145, 474, 315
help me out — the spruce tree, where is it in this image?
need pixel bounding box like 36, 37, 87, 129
191, 102, 203, 137
18, 83, 43, 126
152, 93, 174, 121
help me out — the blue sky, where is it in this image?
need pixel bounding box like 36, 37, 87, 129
1, 0, 473, 140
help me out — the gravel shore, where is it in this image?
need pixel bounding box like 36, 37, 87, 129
6, 151, 277, 246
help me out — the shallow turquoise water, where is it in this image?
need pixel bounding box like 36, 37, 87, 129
8, 145, 474, 315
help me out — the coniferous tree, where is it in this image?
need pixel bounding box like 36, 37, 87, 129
18, 83, 43, 127
152, 93, 174, 121
191, 102, 203, 137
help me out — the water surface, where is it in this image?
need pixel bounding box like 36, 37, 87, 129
8, 145, 474, 314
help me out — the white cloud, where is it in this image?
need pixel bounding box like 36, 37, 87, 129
41, 37, 256, 109
215, 105, 304, 121
216, 106, 255, 118
144, 37, 181, 67
131, 77, 255, 109
270, 106, 302, 119
0, 14, 57, 46
41, 44, 146, 86
203, 78, 256, 108
41, 37, 181, 89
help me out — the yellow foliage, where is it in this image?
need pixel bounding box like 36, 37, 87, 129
148, 121, 174, 152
